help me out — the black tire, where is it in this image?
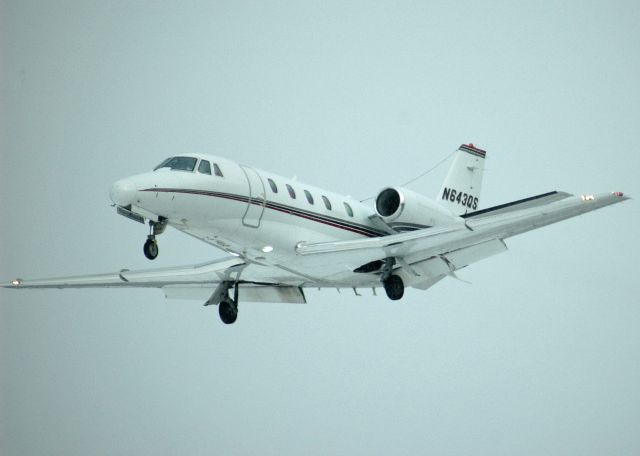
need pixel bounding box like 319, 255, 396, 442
383, 275, 404, 300
219, 300, 238, 324
143, 239, 159, 260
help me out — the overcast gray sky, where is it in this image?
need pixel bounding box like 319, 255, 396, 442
1, 1, 639, 455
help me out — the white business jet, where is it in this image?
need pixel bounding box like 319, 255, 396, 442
4, 144, 629, 324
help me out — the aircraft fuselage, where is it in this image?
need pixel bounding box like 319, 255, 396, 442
110, 154, 396, 286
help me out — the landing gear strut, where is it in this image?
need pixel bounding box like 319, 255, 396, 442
381, 257, 405, 300
203, 265, 245, 324
143, 217, 167, 260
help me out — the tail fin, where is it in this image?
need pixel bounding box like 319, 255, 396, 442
437, 143, 486, 215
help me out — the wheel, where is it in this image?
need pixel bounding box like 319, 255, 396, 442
219, 300, 238, 324
143, 238, 159, 260
383, 275, 404, 300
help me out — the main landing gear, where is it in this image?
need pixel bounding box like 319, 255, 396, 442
381, 257, 405, 301
219, 300, 238, 324
383, 274, 404, 300
218, 281, 239, 324
204, 281, 240, 324
204, 266, 246, 324
143, 217, 167, 260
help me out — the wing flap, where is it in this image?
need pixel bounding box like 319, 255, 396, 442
121, 257, 244, 284
163, 284, 306, 303
443, 239, 508, 269
296, 224, 467, 256
405, 239, 508, 289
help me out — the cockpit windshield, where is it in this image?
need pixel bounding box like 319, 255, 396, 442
154, 156, 198, 172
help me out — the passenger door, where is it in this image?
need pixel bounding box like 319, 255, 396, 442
240, 165, 266, 228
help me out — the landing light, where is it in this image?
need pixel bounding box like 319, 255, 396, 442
261, 246, 274, 253
11, 279, 22, 286
581, 194, 595, 201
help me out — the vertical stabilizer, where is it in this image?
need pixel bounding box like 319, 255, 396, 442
437, 144, 486, 215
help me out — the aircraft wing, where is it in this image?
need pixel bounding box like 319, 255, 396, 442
295, 191, 629, 271
3, 256, 307, 304
4, 256, 246, 289
465, 191, 629, 239
460, 190, 572, 219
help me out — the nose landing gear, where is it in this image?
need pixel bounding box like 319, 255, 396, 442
143, 237, 159, 260
143, 217, 167, 260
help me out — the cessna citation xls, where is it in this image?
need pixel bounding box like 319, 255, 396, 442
4, 144, 629, 324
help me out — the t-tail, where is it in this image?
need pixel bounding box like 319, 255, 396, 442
437, 143, 486, 215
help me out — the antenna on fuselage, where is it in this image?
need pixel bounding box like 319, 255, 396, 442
398, 148, 457, 188
359, 147, 457, 202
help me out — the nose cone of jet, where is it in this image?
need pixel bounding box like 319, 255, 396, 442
110, 178, 137, 206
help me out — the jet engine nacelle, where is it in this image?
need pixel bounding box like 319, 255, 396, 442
375, 187, 459, 230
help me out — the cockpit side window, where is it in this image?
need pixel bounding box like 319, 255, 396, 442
153, 157, 172, 170
154, 156, 197, 172
213, 163, 224, 177
198, 160, 212, 175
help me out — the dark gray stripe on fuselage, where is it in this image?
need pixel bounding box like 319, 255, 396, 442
142, 188, 386, 237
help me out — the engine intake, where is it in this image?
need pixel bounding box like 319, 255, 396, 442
376, 188, 402, 217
